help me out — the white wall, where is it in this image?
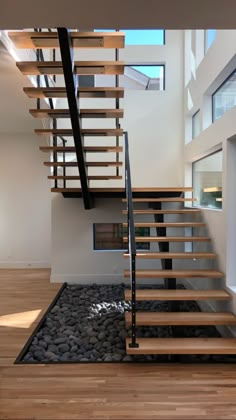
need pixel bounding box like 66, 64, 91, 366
184, 30, 236, 316
51, 196, 167, 284
51, 30, 185, 282
0, 42, 51, 267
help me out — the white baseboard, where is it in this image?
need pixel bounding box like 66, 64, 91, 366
0, 261, 51, 268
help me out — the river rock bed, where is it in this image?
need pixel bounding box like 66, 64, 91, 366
21, 283, 234, 363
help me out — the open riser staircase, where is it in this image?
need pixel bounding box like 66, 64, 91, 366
123, 136, 236, 356
8, 29, 125, 208
8, 29, 236, 357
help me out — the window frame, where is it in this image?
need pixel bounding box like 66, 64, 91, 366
192, 109, 200, 139
212, 68, 236, 122
192, 149, 223, 210
93, 223, 150, 251
123, 64, 166, 91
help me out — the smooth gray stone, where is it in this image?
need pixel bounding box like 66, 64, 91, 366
45, 351, 57, 359
89, 336, 98, 344
48, 344, 59, 353
54, 337, 66, 345
58, 343, 70, 353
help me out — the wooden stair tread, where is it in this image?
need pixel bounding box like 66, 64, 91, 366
124, 252, 217, 259
35, 128, 123, 136
44, 161, 122, 167
124, 269, 223, 278
125, 311, 236, 326
122, 209, 200, 214
30, 108, 124, 118
126, 337, 236, 354
40, 146, 123, 153
122, 197, 196, 203
48, 175, 122, 180
124, 289, 230, 301
17, 61, 125, 75
23, 87, 124, 98
50, 188, 193, 194
123, 236, 211, 242
123, 222, 205, 228
8, 31, 125, 49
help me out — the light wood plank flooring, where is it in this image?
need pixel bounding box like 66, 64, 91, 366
1, 269, 236, 420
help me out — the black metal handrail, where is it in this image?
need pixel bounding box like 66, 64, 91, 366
57, 27, 92, 209
124, 131, 138, 348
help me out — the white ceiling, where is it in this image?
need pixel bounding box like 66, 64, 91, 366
1, 0, 236, 29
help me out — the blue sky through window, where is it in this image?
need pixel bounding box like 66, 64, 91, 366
130, 65, 163, 78
95, 29, 164, 45
206, 29, 216, 50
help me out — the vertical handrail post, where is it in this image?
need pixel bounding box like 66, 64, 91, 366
124, 131, 138, 348
115, 30, 120, 177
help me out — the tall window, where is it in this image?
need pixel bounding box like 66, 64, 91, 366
212, 70, 236, 121
205, 29, 216, 52
193, 151, 222, 210
93, 223, 150, 250
192, 110, 200, 139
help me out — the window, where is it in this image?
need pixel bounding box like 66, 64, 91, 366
120, 65, 165, 90
193, 150, 222, 210
192, 110, 200, 139
212, 70, 236, 121
124, 30, 165, 45
93, 223, 150, 250
95, 29, 165, 45
205, 29, 216, 52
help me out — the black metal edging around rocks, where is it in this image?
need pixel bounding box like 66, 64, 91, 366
14, 282, 67, 364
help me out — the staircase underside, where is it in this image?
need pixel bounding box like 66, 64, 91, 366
51, 187, 194, 198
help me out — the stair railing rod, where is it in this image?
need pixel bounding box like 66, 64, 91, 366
62, 139, 66, 189
124, 131, 138, 348
34, 29, 54, 110
53, 118, 58, 189
115, 29, 120, 177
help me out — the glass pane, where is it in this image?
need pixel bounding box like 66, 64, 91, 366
124, 30, 165, 45
212, 70, 236, 121
94, 29, 165, 45
93, 223, 150, 250
192, 110, 200, 139
120, 65, 165, 90
205, 29, 216, 52
193, 151, 222, 210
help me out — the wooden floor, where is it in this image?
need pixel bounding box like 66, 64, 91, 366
1, 270, 236, 419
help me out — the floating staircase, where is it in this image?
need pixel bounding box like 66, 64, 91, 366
8, 29, 126, 208
122, 141, 236, 355
8, 29, 236, 357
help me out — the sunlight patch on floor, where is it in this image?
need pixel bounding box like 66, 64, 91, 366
0, 309, 42, 328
